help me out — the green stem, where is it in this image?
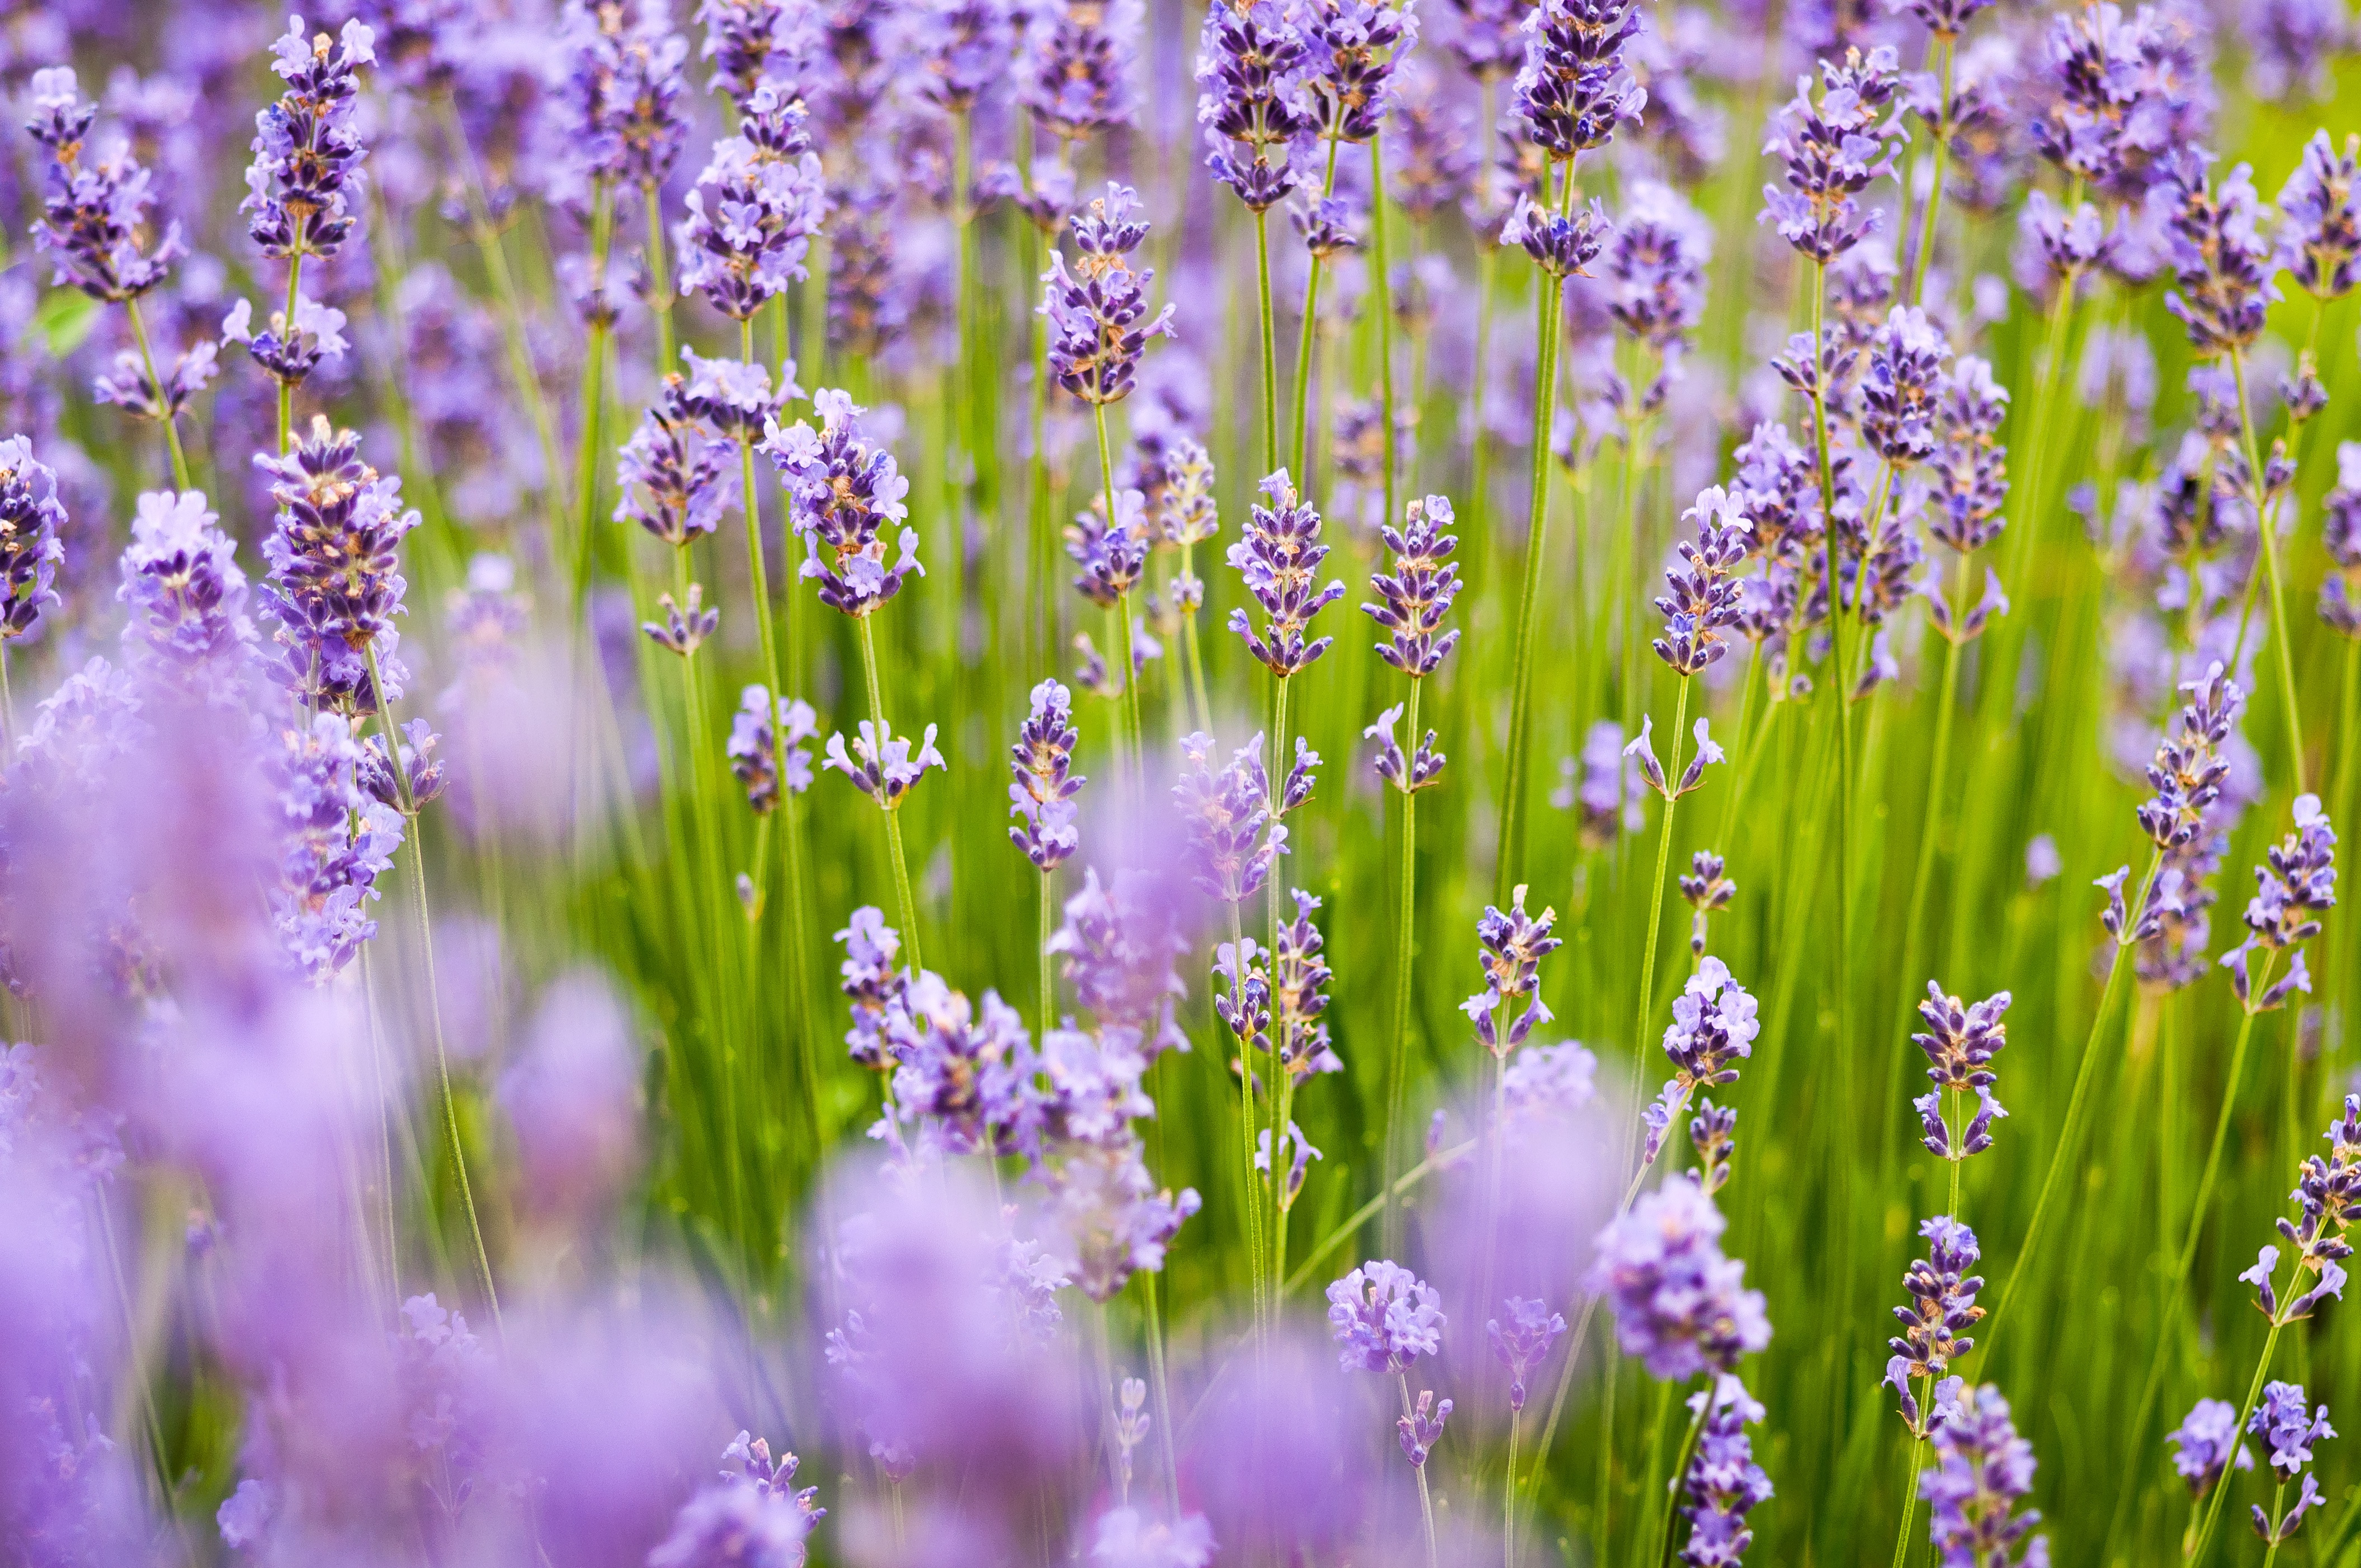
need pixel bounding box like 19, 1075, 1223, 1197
644, 178, 678, 376
2228, 347, 2308, 791
1141, 1269, 1181, 1517
1654, 1389, 1708, 1568
1905, 34, 1956, 308
854, 616, 924, 971
121, 297, 192, 490
278, 251, 304, 454
1093, 402, 1145, 775
2191, 1317, 2288, 1564
1178, 538, 1213, 733
1225, 901, 1267, 1328
1286, 137, 1345, 483
571, 178, 615, 617
1038, 869, 1057, 1038
1370, 136, 1398, 533
1890, 1428, 1928, 1568
1631, 681, 1693, 1070
1380, 678, 1424, 1251
1402, 1375, 1441, 1568
1496, 242, 1565, 902
1254, 207, 1281, 475
1504, 1408, 1522, 1568
1806, 261, 1855, 1123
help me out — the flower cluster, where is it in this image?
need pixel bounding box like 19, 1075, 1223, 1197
2027, 2, 2206, 199
1588, 1174, 1770, 1381
1604, 179, 1711, 370
1510, 0, 1644, 163
1364, 494, 1462, 677
1010, 679, 1086, 871
764, 389, 921, 618
1642, 957, 1760, 1165
675, 86, 829, 320
0, 438, 67, 646
558, 0, 693, 193
2240, 1095, 2361, 1329
242, 17, 374, 261
1396, 1388, 1451, 1470
1366, 702, 1446, 794
1195, 2, 1314, 214
270, 712, 403, 980
2169, 1397, 2252, 1498
256, 417, 422, 716
1025, 0, 1136, 144
1488, 1297, 1567, 1413
728, 686, 818, 816
2280, 131, 2361, 301
1046, 867, 1189, 1055
1463, 885, 1561, 1063
117, 490, 257, 681
1682, 1376, 1773, 1568
1229, 471, 1347, 678
1911, 983, 2011, 1163
1042, 184, 1176, 408
1861, 308, 1952, 465
2325, 442, 2361, 635
1326, 1259, 1444, 1373
1883, 1217, 1984, 1435
1175, 731, 1286, 905
1066, 487, 1151, 608
1759, 47, 1905, 263
1679, 851, 1735, 958
1919, 1384, 2046, 1568
2220, 794, 2337, 1012
25, 67, 186, 303
618, 377, 735, 546
2159, 151, 2279, 358
823, 719, 945, 812
1300, 0, 1417, 145
1654, 486, 1751, 676
2248, 1382, 2334, 1546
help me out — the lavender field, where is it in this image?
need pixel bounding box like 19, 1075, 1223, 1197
2, 0, 2359, 1562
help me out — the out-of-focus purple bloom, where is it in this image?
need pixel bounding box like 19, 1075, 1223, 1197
675, 86, 829, 320
1026, 0, 1137, 144
26, 67, 187, 303
2169, 1397, 2252, 1496
1256, 1118, 1322, 1206
2279, 131, 2361, 301
2323, 443, 2361, 635
0, 438, 67, 645
1363, 493, 1461, 677
679, 348, 794, 438
1462, 884, 1560, 1062
2247, 1384, 2334, 1548
1896, 0, 1992, 36
2018, 190, 2110, 291
697, 0, 809, 111
1511, 0, 1645, 163
648, 1471, 816, 1568
242, 18, 374, 262
909, 0, 1014, 114
1487, 1296, 1566, 1412
1195, 1, 1314, 214
1229, 470, 1347, 677
1922, 355, 2010, 632
556, 0, 693, 193
2027, 2, 2211, 201
1861, 306, 1951, 464
1918, 1383, 2046, 1568
1045, 866, 1189, 1054
838, 905, 905, 1068
823, 717, 945, 810
1654, 485, 1751, 676
1090, 1506, 1218, 1568
1560, 718, 1645, 847
1501, 191, 1611, 276
891, 973, 1042, 1159
765, 389, 921, 618
1606, 179, 1711, 366
256, 417, 419, 716
116, 492, 256, 683
498, 972, 643, 1224
2246, 0, 2347, 102
269, 712, 402, 979
1759, 48, 1905, 264
1066, 487, 1153, 608
1384, 60, 1474, 219
1588, 1174, 1770, 1380
1174, 730, 1286, 904
728, 684, 818, 815
618, 380, 735, 545
1395, 1388, 1449, 1468
2159, 150, 2278, 358
2221, 794, 2336, 1013
1327, 1259, 1445, 1373
1682, 1375, 1773, 1568
1300, 0, 1418, 144
1010, 679, 1085, 871
1043, 184, 1175, 408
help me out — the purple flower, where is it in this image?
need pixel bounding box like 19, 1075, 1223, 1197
1919, 1383, 2046, 1568
1689, 1099, 1737, 1195
1679, 851, 1736, 959
823, 717, 945, 811
1501, 191, 1612, 276
838, 906, 905, 1068
2324, 442, 2361, 635
1300, 0, 1417, 145
220, 292, 344, 393
728, 685, 818, 815
644, 583, 719, 658
1010, 679, 1086, 871
270, 712, 402, 980
618, 380, 736, 545
1911, 983, 2011, 1162
1091, 1507, 1217, 1568
1486, 1296, 1567, 1412
764, 389, 920, 619
1605, 179, 1711, 363
1861, 307, 1952, 465
2169, 1397, 2252, 1496
1256, 1119, 1322, 1206
1384, 61, 1475, 219
2280, 131, 2361, 300
1758, 48, 1905, 263
648, 1472, 815, 1568
242, 18, 373, 262
1642, 957, 1760, 1164
1042, 184, 1175, 408
1228, 470, 1347, 677
697, 0, 809, 112
1896, 0, 1992, 35
674, 86, 829, 320
1194, 1, 1315, 214
2159, 150, 2279, 357
1040, 1135, 1201, 1302
2221, 794, 2336, 1012
1272, 889, 1338, 1081
2027, 3, 2210, 200
1462, 884, 1561, 1062
0, 438, 68, 645
1363, 493, 1462, 677
1366, 702, 1446, 794
1045, 867, 1189, 1054
498, 973, 644, 1224
891, 974, 1041, 1159
256, 418, 421, 716
1682, 1375, 1773, 1568
1588, 1174, 1770, 1380
1066, 487, 1153, 608
910, 0, 1014, 114
1173, 730, 1286, 904
2249, 0, 2348, 100
2133, 661, 2244, 857
1510, 0, 1645, 163
1326, 1259, 1445, 1373
2250, 1382, 2334, 1478
1886, 1217, 1984, 1420
25, 67, 186, 302
1560, 719, 1645, 846
680, 348, 795, 438
1624, 712, 1726, 802
1654, 486, 1751, 676
1395, 1388, 1449, 1469
1026, 0, 1136, 144
556, 0, 693, 193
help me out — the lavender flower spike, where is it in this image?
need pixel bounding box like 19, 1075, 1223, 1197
2159, 150, 2279, 359
1363, 494, 1462, 677
1885, 1216, 1984, 1433
764, 389, 920, 619
1194, 1, 1315, 214
1326, 1259, 1445, 1373
1641, 956, 1760, 1164
1174, 731, 1286, 904
1587, 1174, 1770, 1380
1912, 983, 2011, 1163
256, 416, 422, 716
2221, 795, 2336, 1013
1759, 49, 1906, 265
1301, 0, 1418, 145
2169, 1398, 2251, 1498
674, 85, 829, 321
1488, 1297, 1567, 1412
1229, 471, 1347, 677
1654, 486, 1750, 676
2249, 1382, 2335, 1546
25, 67, 186, 302
1510, 0, 1645, 164
1043, 185, 1177, 408
2279, 132, 2361, 302
1462, 884, 1561, 1062
1919, 1384, 2046, 1568
823, 718, 945, 811
243, 17, 375, 260
0, 438, 67, 646
728, 686, 818, 815
1011, 679, 1087, 871
1367, 703, 1446, 794
1682, 1375, 1773, 1568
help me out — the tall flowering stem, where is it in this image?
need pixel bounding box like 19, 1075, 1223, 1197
1362, 495, 1461, 1243
571, 176, 616, 616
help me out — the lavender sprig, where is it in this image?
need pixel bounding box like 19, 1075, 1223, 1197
1229, 471, 1347, 678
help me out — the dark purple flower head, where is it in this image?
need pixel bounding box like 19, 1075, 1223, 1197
1043, 183, 1176, 407
2133, 660, 2244, 857
644, 582, 719, 658
676, 86, 829, 320
1488, 1296, 1567, 1413
728, 684, 818, 815
1501, 190, 1612, 276
219, 292, 340, 394
358, 716, 448, 815
1606, 179, 1710, 361
823, 718, 945, 811
1174, 730, 1286, 904
1462, 884, 1560, 1061
1290, 191, 1362, 259
1026, 0, 1137, 144
2027, 1, 2211, 200
1919, 1384, 2045, 1568
1362, 493, 1461, 677
1887, 1217, 1985, 1405
1654, 486, 1751, 676
1510, 0, 1645, 164
1326, 1259, 1444, 1373
697, 0, 809, 112
557, 0, 693, 192
2159, 150, 2279, 358
1913, 983, 2010, 1102
1300, 0, 1418, 145
1688, 1099, 1737, 1195
1228, 470, 1347, 677
1641, 957, 1759, 1163
1010, 679, 1086, 871
1395, 1388, 1449, 1468
2169, 1397, 2252, 1496
2279, 131, 2361, 301
1588, 1174, 1770, 1380
837, 905, 905, 1067
256, 417, 421, 716
1194, 1, 1315, 214
764, 389, 921, 619
889, 973, 1042, 1159
2250, 1382, 2334, 1479
0, 437, 67, 645
1682, 1375, 1773, 1568
1383, 61, 1474, 219
1680, 851, 1736, 958
910, 0, 1014, 114
617, 378, 736, 546
1367, 699, 1447, 796
1066, 487, 1153, 608
1923, 355, 2010, 566
680, 348, 795, 438
1893, 0, 1992, 38
1758, 47, 1905, 264
648, 1470, 816, 1568
242, 18, 374, 262
2222, 793, 2336, 1012
1861, 306, 1952, 464
1270, 889, 1338, 1083
1731, 420, 1819, 568
24, 67, 186, 303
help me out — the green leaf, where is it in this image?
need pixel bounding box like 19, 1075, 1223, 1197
33, 287, 100, 358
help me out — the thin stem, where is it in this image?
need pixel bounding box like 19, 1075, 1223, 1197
1287, 137, 1345, 483
643, 178, 678, 376
1401, 1376, 1441, 1568
2228, 347, 2308, 791
1631, 681, 1693, 1074
1038, 868, 1057, 1040
1497, 245, 1565, 901
1254, 208, 1281, 475
1370, 137, 1399, 533
1905, 34, 1956, 308
278, 251, 304, 454
122, 297, 193, 490
1226, 901, 1267, 1328
1806, 260, 1855, 1122
571, 178, 615, 617
1029, 216, 1056, 667
1093, 402, 1146, 776
1178, 539, 1213, 733
1141, 1269, 1181, 1517
1654, 1389, 1707, 1568
1890, 1429, 1928, 1568
854, 617, 924, 971
2191, 1317, 2288, 1564
2001, 209, 2083, 593
1380, 678, 1424, 1250
1504, 1408, 1522, 1568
